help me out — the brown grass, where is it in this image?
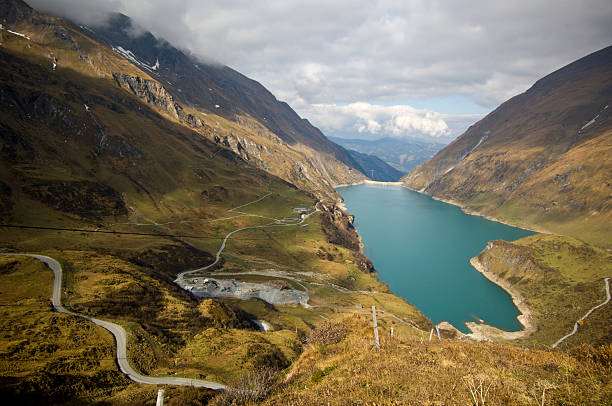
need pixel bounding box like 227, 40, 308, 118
258, 315, 611, 405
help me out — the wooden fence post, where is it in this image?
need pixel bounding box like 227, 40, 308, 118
156, 389, 164, 406
371, 305, 380, 349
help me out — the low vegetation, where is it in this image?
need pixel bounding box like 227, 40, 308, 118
256, 316, 611, 405
0, 5, 609, 404
0, 255, 131, 404
476, 234, 611, 348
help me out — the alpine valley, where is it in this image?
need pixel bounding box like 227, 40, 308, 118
0, 0, 610, 405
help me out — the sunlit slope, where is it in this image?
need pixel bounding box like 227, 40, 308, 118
83, 11, 366, 195
403, 46, 612, 247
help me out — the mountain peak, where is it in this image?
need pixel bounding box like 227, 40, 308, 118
403, 45, 612, 247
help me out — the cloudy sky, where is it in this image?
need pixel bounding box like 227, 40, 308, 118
28, 0, 612, 142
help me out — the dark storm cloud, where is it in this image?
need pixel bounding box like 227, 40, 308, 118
26, 0, 612, 140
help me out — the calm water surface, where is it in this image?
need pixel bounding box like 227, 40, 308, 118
338, 184, 534, 333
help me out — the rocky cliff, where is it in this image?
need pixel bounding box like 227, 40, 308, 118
319, 202, 374, 273
82, 12, 366, 197
2, 0, 365, 199
403, 46, 612, 247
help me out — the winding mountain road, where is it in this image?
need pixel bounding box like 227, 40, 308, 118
1, 253, 226, 390
2, 195, 321, 389
175, 199, 320, 281
551, 277, 611, 349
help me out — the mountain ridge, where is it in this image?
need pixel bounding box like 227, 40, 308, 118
80, 12, 367, 189
340, 148, 405, 181
2, 0, 367, 198
403, 45, 612, 247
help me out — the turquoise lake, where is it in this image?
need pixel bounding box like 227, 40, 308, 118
337, 184, 534, 333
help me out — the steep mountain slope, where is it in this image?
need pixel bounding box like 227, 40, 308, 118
330, 136, 444, 172
403, 46, 612, 247
0, 15, 275, 227
342, 149, 405, 181
0, 2, 430, 402
77, 13, 366, 196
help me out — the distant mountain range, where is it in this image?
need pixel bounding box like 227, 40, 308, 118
403, 45, 612, 248
340, 149, 405, 181
329, 136, 445, 173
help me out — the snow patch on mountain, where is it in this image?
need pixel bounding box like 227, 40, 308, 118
112, 46, 159, 72
1, 26, 31, 40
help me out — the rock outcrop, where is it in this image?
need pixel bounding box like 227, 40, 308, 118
319, 202, 375, 273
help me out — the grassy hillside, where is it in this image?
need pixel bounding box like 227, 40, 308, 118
0, 255, 225, 405
0, 205, 430, 403
400, 46, 611, 360
1, 0, 365, 200
1, 2, 610, 405
248, 316, 610, 405
0, 6, 426, 403
473, 234, 611, 349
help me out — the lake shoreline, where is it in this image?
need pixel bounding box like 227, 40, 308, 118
335, 183, 533, 336
402, 185, 550, 235
466, 257, 536, 341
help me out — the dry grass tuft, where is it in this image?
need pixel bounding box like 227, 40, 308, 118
209, 368, 277, 406
259, 315, 611, 405
305, 321, 347, 346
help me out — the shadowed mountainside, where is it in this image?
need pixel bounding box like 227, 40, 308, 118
79, 12, 367, 195
2, 0, 366, 198
342, 149, 405, 181
330, 136, 444, 172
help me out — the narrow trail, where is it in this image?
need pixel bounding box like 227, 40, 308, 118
227, 192, 273, 212
175, 195, 320, 281
0, 253, 226, 390
96, 192, 275, 232
551, 277, 611, 349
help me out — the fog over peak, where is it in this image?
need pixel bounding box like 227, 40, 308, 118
26, 0, 612, 141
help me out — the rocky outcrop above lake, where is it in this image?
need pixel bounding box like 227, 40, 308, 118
319, 202, 375, 273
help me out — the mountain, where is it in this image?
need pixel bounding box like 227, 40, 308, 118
0, 2, 429, 402
74, 13, 366, 196
1, 0, 367, 200
0, 0, 291, 228
329, 136, 445, 173
1, 2, 610, 404
403, 46, 612, 248
342, 149, 405, 181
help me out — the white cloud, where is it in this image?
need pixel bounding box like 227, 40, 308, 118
301, 102, 451, 140
27, 0, 612, 140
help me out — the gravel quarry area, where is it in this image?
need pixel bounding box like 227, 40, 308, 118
178, 277, 309, 306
